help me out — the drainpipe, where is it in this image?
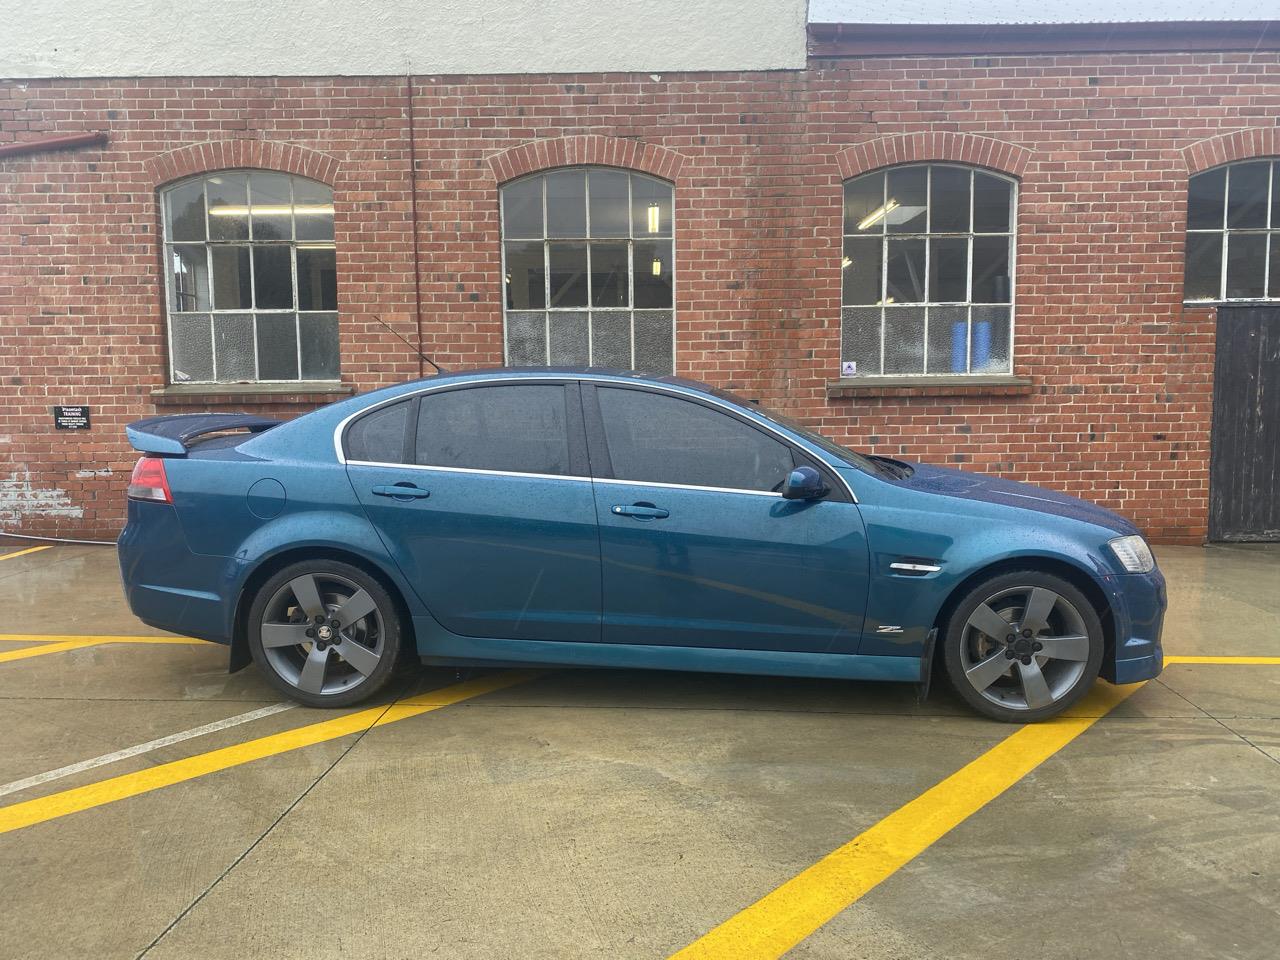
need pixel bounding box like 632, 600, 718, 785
0, 132, 108, 160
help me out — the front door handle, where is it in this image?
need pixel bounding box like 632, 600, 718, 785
372, 483, 431, 500
611, 502, 669, 520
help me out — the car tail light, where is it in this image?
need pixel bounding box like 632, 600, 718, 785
127, 457, 173, 503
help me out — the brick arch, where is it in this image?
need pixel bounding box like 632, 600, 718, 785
485, 135, 685, 184
143, 139, 341, 188
834, 133, 1034, 181
1182, 128, 1280, 175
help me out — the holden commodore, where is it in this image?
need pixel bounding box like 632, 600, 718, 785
117, 368, 1165, 721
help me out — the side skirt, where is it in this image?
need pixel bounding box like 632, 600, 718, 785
413, 617, 919, 683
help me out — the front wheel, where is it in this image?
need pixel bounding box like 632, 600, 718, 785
941, 571, 1104, 723
247, 560, 405, 708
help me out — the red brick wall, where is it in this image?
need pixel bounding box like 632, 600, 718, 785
2, 54, 1277, 543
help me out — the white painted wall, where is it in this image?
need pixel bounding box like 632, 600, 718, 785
0, 0, 808, 78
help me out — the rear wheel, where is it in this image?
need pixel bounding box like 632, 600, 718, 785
247, 560, 404, 708
941, 570, 1104, 723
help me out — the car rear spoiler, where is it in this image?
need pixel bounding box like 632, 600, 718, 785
125, 414, 281, 456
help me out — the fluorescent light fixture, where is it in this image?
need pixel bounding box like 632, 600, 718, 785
857, 198, 899, 231
647, 203, 661, 234
651, 257, 662, 276
841, 256, 852, 269
208, 204, 334, 216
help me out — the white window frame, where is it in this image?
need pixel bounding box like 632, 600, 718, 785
1184, 159, 1278, 304
840, 163, 1018, 377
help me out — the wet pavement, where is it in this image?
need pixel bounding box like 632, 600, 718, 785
0, 538, 1276, 959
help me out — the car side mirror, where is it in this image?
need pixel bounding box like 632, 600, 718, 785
781, 465, 826, 501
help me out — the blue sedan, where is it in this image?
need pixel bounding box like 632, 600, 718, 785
118, 369, 1165, 721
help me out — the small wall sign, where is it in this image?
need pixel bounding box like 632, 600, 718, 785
53, 405, 91, 430
840, 361, 857, 377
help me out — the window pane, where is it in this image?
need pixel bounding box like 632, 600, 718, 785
346, 401, 409, 463
886, 166, 927, 233
546, 170, 587, 238
293, 178, 334, 242
505, 311, 547, 365
502, 177, 543, 239
926, 306, 968, 374
597, 388, 792, 492
165, 180, 206, 241
170, 313, 213, 382
633, 310, 673, 375
972, 305, 1012, 374
211, 246, 252, 310
1187, 168, 1226, 230
548, 311, 590, 365
1225, 233, 1267, 299
972, 236, 1012, 303
844, 172, 885, 234
548, 242, 589, 307
930, 166, 970, 232
213, 314, 255, 382
253, 245, 293, 309
842, 236, 881, 305
632, 176, 673, 237
297, 247, 337, 311
206, 173, 249, 241
299, 312, 340, 379
170, 245, 210, 311
633, 239, 673, 308
883, 307, 926, 374
591, 310, 632, 368
886, 238, 925, 303
1227, 162, 1269, 229
1184, 233, 1223, 301
588, 170, 630, 237
589, 242, 629, 307
929, 237, 968, 302
1271, 235, 1280, 299
840, 306, 881, 376
250, 173, 293, 241
255, 313, 299, 380
973, 172, 1012, 233
505, 241, 546, 310
416, 385, 570, 475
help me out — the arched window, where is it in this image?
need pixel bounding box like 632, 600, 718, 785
1184, 160, 1278, 302
841, 164, 1015, 377
501, 168, 674, 374
161, 171, 338, 383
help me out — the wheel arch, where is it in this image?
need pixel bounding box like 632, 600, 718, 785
928, 555, 1116, 673
229, 545, 417, 672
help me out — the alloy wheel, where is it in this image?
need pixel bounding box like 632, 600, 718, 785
958, 585, 1092, 712
259, 572, 386, 696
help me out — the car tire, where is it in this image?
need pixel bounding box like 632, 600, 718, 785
247, 560, 405, 708
941, 570, 1104, 723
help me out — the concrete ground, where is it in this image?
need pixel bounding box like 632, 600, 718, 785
0, 537, 1277, 960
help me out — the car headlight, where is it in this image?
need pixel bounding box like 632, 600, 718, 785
1108, 535, 1155, 573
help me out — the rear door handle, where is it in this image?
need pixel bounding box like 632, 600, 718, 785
611, 502, 669, 520
372, 483, 431, 500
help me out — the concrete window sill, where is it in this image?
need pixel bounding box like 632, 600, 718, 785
150, 382, 355, 406
826, 375, 1034, 399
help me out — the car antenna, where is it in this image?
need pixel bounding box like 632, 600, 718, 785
371, 314, 445, 375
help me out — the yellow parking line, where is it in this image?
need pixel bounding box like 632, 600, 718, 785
0, 640, 102, 664
0, 545, 52, 562
0, 669, 541, 836
0, 634, 207, 645
669, 681, 1144, 960
1165, 655, 1280, 665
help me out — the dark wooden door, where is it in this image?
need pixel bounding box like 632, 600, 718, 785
1210, 306, 1280, 541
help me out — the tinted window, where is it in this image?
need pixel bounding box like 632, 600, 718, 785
345, 401, 409, 462
597, 388, 794, 492
416, 385, 570, 475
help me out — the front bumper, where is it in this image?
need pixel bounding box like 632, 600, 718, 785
1099, 566, 1166, 684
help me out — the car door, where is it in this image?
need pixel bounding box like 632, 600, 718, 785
344, 380, 601, 643
585, 383, 870, 653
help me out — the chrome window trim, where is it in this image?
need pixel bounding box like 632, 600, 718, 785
592, 476, 782, 499
345, 459, 588, 484
332, 375, 858, 503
